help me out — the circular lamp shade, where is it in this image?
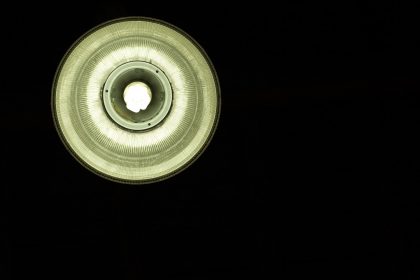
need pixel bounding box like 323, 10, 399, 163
52, 17, 220, 184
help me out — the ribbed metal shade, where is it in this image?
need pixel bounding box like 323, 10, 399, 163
52, 17, 220, 184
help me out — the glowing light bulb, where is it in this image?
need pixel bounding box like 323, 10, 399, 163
123, 82, 152, 113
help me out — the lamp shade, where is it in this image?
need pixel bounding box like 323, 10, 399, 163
52, 17, 220, 184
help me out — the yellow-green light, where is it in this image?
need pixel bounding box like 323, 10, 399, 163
52, 17, 220, 184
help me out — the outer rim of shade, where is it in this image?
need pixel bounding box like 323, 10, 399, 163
51, 16, 221, 185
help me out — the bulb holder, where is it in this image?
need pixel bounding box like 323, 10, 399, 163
103, 61, 172, 131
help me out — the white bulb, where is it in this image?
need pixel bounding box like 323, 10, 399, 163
123, 82, 152, 113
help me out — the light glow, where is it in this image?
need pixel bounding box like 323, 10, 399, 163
52, 18, 220, 184
123, 82, 152, 113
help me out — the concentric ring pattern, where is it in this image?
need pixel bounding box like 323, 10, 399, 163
52, 18, 220, 184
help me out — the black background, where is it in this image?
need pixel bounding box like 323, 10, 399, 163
4, 2, 419, 279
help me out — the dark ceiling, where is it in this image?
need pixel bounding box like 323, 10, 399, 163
4, 2, 419, 279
